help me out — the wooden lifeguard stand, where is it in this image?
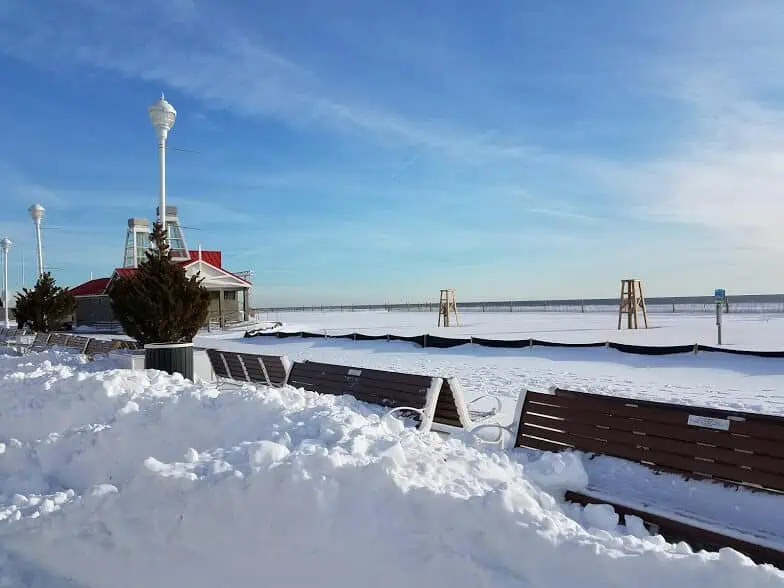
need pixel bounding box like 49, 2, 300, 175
438, 289, 460, 327
618, 279, 648, 330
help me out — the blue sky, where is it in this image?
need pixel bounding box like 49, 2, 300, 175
1, 1, 783, 306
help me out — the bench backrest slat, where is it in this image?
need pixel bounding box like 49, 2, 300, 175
223, 352, 248, 382
260, 355, 289, 386
288, 361, 432, 413
31, 332, 50, 349
85, 338, 116, 356
432, 379, 464, 428
47, 333, 70, 348
206, 349, 230, 379
65, 335, 90, 353
238, 353, 268, 384
515, 388, 784, 493
113, 340, 138, 350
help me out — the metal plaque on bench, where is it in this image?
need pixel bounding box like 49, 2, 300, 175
687, 414, 731, 431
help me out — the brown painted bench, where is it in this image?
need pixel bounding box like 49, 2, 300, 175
47, 333, 70, 348
29, 332, 51, 352
513, 387, 784, 568
64, 335, 91, 354
0, 327, 18, 345
205, 349, 292, 388
287, 360, 441, 430
85, 338, 118, 358
286, 361, 501, 434
113, 340, 138, 350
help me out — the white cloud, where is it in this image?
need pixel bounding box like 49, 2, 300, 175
575, 3, 784, 254
0, 1, 531, 165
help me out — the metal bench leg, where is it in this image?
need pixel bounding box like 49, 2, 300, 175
466, 422, 510, 447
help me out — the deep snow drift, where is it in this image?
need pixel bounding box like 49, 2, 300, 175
0, 350, 782, 587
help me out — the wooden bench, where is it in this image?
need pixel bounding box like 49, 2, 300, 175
29, 332, 51, 352
64, 335, 91, 354
205, 349, 292, 388
0, 327, 18, 345
47, 333, 70, 348
513, 387, 784, 568
112, 339, 138, 350
287, 361, 441, 430
85, 338, 117, 358
286, 361, 501, 434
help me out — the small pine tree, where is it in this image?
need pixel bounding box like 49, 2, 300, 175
109, 222, 210, 346
14, 272, 76, 332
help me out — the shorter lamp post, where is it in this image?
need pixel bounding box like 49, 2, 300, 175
1, 238, 11, 328
29, 204, 45, 278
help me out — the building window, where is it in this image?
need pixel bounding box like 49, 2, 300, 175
224, 290, 237, 301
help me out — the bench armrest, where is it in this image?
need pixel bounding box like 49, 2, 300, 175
466, 394, 502, 420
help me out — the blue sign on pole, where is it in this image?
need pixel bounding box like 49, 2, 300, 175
714, 288, 726, 300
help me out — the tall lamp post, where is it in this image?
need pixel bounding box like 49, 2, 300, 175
29, 204, 45, 279
148, 94, 177, 236
1, 238, 11, 328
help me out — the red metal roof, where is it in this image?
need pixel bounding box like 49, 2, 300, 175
101, 251, 250, 288
70, 277, 111, 297
113, 268, 137, 279
186, 250, 222, 267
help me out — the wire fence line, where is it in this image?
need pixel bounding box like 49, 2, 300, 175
253, 295, 784, 316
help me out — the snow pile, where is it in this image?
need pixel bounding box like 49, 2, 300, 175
0, 353, 781, 587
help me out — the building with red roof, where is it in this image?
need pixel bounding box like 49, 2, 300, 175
71, 206, 253, 328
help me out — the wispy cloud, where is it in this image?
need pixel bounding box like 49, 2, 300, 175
0, 163, 65, 208
0, 1, 532, 165
526, 207, 598, 223
576, 2, 784, 253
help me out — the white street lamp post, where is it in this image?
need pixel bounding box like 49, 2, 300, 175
1, 238, 11, 328
148, 93, 177, 237
28, 204, 45, 279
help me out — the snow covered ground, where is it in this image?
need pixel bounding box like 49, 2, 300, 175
252, 310, 784, 349
197, 318, 784, 423
0, 349, 782, 586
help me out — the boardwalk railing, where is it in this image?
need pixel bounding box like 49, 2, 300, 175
254, 294, 784, 316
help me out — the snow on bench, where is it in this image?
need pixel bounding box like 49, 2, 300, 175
512, 387, 784, 567
204, 350, 504, 435
287, 360, 501, 435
